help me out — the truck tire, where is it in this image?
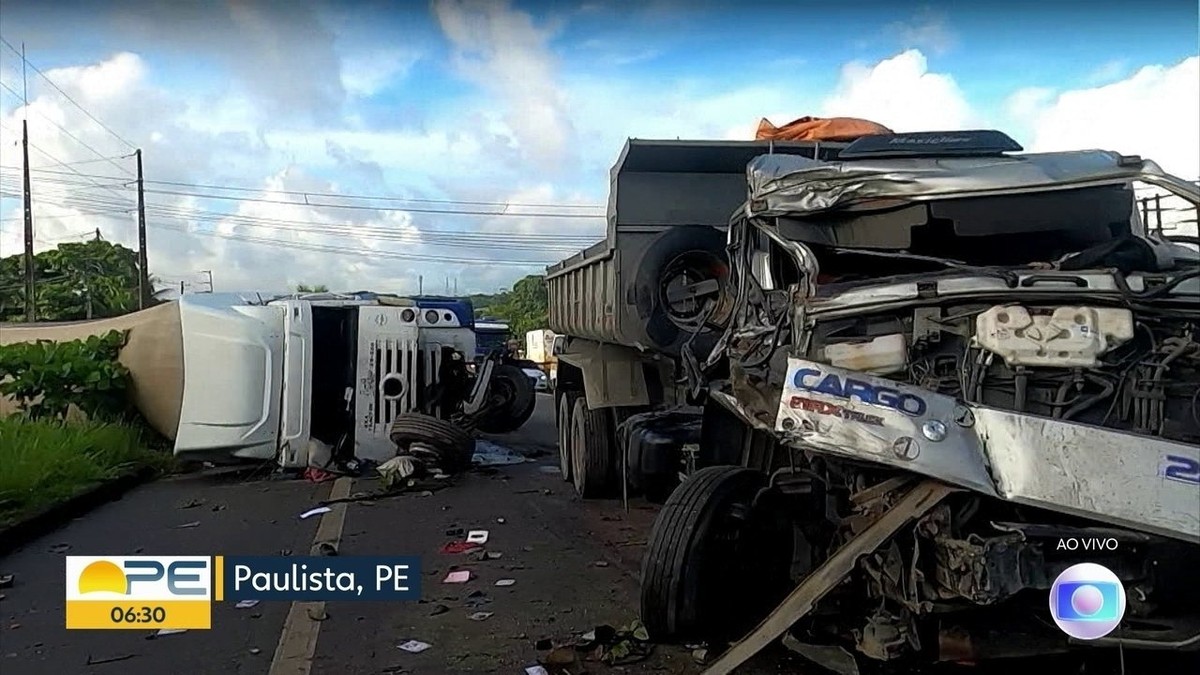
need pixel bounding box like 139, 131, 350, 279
640, 466, 793, 643
389, 413, 475, 474
630, 226, 731, 353
556, 392, 579, 481
475, 364, 537, 434
570, 396, 615, 498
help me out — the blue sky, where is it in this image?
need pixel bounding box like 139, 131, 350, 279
0, 0, 1196, 293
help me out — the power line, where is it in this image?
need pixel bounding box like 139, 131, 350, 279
0, 34, 137, 150
5, 166, 605, 213
0, 79, 135, 178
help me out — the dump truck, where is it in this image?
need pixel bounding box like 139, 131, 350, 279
546, 130, 1200, 669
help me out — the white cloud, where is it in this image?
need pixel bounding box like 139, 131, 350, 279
820, 49, 975, 131
886, 8, 956, 55
341, 48, 421, 98
432, 0, 575, 169
1008, 56, 1200, 180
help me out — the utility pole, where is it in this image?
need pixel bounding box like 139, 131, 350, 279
136, 149, 148, 309
21, 119, 34, 323
418, 275, 423, 295
199, 270, 213, 293
454, 278, 458, 295
179, 281, 185, 295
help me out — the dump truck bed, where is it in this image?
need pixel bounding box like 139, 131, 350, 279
546, 138, 845, 350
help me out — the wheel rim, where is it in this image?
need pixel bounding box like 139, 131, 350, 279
558, 397, 572, 481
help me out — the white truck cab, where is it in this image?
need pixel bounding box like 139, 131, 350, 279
174, 292, 476, 468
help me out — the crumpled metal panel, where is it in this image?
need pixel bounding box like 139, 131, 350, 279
775, 357, 1200, 543
745, 150, 1168, 217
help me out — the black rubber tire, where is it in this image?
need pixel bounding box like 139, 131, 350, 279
556, 392, 579, 482
475, 364, 537, 434
570, 396, 615, 498
388, 413, 475, 474
629, 226, 730, 354
640, 466, 794, 643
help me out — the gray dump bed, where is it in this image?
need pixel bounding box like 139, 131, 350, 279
546, 139, 844, 350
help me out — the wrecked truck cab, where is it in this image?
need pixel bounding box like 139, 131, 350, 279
636, 131, 1200, 665
173, 292, 534, 469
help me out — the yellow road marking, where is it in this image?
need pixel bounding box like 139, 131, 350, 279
268, 476, 352, 675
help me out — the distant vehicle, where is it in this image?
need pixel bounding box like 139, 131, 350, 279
521, 367, 549, 391
474, 319, 512, 361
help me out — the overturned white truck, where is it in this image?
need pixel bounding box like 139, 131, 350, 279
547, 130, 1200, 669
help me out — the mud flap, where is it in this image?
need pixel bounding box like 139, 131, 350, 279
701, 480, 958, 675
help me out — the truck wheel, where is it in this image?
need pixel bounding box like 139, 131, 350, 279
556, 392, 578, 481
475, 364, 537, 434
570, 396, 614, 497
631, 226, 731, 353
389, 413, 476, 474
640, 466, 793, 643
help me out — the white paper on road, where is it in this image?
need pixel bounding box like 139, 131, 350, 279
299, 506, 332, 519
466, 530, 489, 544
398, 640, 431, 653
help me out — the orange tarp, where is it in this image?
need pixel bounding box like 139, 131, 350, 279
755, 116, 892, 142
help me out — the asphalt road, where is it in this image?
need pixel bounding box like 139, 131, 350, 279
0, 394, 802, 674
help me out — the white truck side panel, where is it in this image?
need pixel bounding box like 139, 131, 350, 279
355, 306, 421, 462
277, 299, 314, 468
175, 297, 285, 460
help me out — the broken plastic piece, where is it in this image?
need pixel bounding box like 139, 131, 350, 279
525, 667, 550, 675
443, 571, 471, 584
495, 579, 516, 587
235, 600, 260, 609
468, 611, 494, 621
397, 640, 431, 653
466, 530, 489, 544
299, 506, 332, 519
440, 541, 481, 555
153, 628, 188, 637
0, 574, 13, 588
175, 521, 200, 529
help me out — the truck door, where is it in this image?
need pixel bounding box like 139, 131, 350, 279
276, 299, 313, 468
175, 295, 286, 461
354, 306, 421, 462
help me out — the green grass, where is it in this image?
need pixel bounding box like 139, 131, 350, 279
0, 416, 175, 526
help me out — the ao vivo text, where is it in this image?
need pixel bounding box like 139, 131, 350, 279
1055, 537, 1119, 552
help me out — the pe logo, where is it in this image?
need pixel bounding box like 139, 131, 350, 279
65, 556, 213, 630
1049, 562, 1126, 640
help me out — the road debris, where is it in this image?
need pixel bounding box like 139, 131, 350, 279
473, 550, 503, 561
472, 440, 531, 466
235, 600, 260, 609
148, 628, 188, 639
249, 648, 262, 655
692, 648, 709, 665
299, 506, 333, 519
397, 640, 431, 654
174, 521, 200, 529
304, 467, 337, 483
443, 571, 471, 584
48, 543, 71, 553
440, 541, 481, 555
464, 590, 491, 608
592, 560, 609, 568
307, 608, 330, 621
524, 666, 550, 675
317, 541, 339, 556
85, 653, 137, 665
177, 498, 206, 509
466, 530, 489, 544
428, 604, 450, 616
497, 517, 506, 524
468, 611, 494, 621
495, 578, 516, 587
379, 456, 420, 488
445, 527, 464, 537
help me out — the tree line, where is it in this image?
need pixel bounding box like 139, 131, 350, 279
0, 239, 152, 322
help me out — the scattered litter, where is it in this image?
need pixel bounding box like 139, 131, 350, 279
304, 467, 337, 483
443, 571, 471, 584
235, 600, 260, 609
317, 542, 339, 556
178, 498, 206, 509
432, 472, 449, 480
497, 517, 506, 524
48, 543, 71, 554
8, 623, 19, 630
211, 504, 227, 512
445, 528, 464, 537
306, 608, 329, 621
468, 611, 494, 621
466, 530, 489, 544
280, 548, 293, 556
542, 646, 576, 666
692, 647, 709, 665
534, 638, 553, 650
85, 653, 137, 665
521, 546, 534, 552
249, 648, 262, 655
592, 560, 610, 568
379, 456, 420, 488
175, 521, 201, 529
150, 628, 188, 638
495, 579, 516, 587
299, 506, 332, 520
440, 541, 481, 555
471, 440, 531, 466
428, 604, 450, 617
477, 551, 503, 561
415, 491, 435, 497
525, 666, 549, 675
397, 640, 431, 654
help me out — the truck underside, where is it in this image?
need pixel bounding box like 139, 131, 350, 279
548, 133, 1200, 670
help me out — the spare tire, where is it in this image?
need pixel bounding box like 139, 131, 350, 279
629, 226, 732, 354
389, 413, 475, 474
475, 364, 538, 434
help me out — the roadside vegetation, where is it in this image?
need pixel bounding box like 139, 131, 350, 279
0, 330, 172, 526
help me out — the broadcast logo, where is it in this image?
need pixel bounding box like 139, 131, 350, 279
1049, 562, 1126, 640
65, 556, 213, 630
